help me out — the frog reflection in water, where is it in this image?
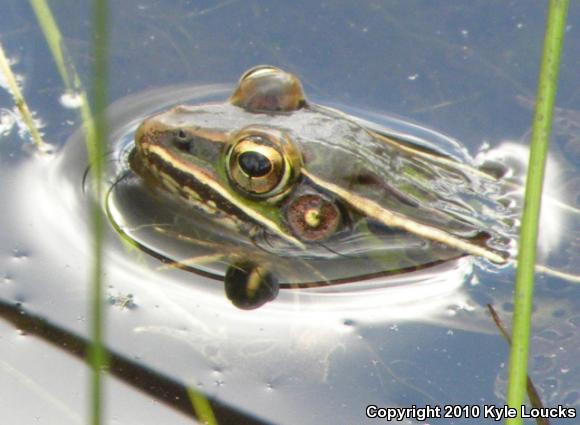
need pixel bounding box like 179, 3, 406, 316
131, 66, 516, 309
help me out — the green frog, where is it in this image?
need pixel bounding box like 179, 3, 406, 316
130, 66, 516, 309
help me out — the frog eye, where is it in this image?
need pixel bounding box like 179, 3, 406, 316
226, 126, 301, 198
285, 194, 341, 241
230, 65, 307, 112
230, 139, 283, 194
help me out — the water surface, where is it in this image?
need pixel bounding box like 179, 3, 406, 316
1, 1, 580, 424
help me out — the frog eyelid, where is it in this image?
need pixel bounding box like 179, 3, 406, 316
239, 65, 279, 81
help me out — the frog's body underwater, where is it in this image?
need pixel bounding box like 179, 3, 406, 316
131, 65, 517, 309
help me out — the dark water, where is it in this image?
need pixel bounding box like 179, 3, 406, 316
1, 1, 580, 424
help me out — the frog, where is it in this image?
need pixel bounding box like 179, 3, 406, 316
130, 65, 517, 309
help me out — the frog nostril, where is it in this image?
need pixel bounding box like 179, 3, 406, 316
173, 129, 192, 150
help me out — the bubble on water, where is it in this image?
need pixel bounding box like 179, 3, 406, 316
563, 391, 579, 405
204, 345, 218, 357
12, 248, 28, 260
445, 306, 458, 317
107, 292, 137, 310
538, 328, 569, 342
532, 354, 554, 372
552, 308, 567, 318
342, 319, 355, 327
0, 55, 24, 90
34, 141, 55, 156
568, 316, 580, 327
501, 301, 514, 313
542, 377, 558, 389
0, 109, 16, 136
59, 91, 84, 109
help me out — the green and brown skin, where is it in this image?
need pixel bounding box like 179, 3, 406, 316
131, 66, 511, 307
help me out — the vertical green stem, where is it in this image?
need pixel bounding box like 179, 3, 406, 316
29, 0, 96, 159
89, 1, 108, 424
29, 0, 81, 91
506, 1, 568, 424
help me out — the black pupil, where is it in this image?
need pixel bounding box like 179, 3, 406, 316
238, 151, 272, 177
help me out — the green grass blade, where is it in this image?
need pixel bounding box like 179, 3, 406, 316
29, 1, 108, 422
488, 305, 548, 425
0, 42, 48, 148
28, 0, 186, 419
87, 1, 109, 424
187, 387, 219, 425
29, 0, 96, 158
28, 0, 81, 92
506, 1, 569, 424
